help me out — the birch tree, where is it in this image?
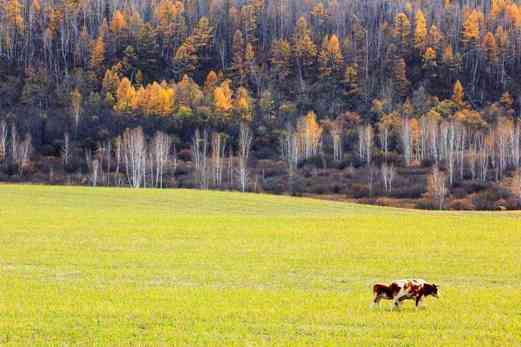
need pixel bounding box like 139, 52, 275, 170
381, 163, 396, 193
280, 126, 299, 194
150, 131, 172, 188
210, 132, 226, 187
85, 150, 99, 187
358, 124, 374, 166
238, 122, 253, 192
429, 165, 447, 210
16, 133, 32, 176
122, 127, 147, 188
192, 129, 209, 189
62, 132, 71, 167
0, 120, 6, 163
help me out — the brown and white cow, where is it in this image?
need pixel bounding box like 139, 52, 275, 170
372, 279, 439, 309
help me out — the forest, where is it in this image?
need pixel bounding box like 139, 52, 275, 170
1, 0, 521, 209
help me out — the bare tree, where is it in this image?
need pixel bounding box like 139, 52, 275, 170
104, 140, 112, 185
429, 166, 448, 210
378, 125, 390, 161
446, 122, 457, 186
114, 136, 122, 186
95, 143, 106, 186
381, 163, 396, 193
368, 165, 377, 197
358, 124, 374, 166
16, 134, 32, 176
85, 150, 99, 187
192, 129, 209, 189
401, 117, 412, 167
150, 131, 172, 188
428, 116, 440, 163
238, 123, 253, 193
62, 132, 72, 167
280, 125, 299, 194
496, 125, 509, 180
210, 132, 226, 187
0, 120, 6, 164
10, 124, 18, 165
512, 122, 520, 169
512, 170, 521, 204
468, 134, 479, 180
122, 127, 147, 188
328, 118, 344, 162
227, 146, 234, 187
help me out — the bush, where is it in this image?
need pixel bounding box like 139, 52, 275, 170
505, 197, 521, 210
309, 181, 329, 194
420, 158, 435, 168
415, 199, 435, 210
472, 186, 512, 210
350, 183, 369, 198
331, 160, 351, 170
389, 182, 425, 199
177, 148, 192, 161
299, 155, 326, 169
447, 198, 474, 210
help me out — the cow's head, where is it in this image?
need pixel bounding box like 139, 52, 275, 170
426, 283, 439, 298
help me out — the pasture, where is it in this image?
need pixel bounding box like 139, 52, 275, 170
0, 184, 520, 346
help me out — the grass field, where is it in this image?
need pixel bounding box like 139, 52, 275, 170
1, 184, 520, 346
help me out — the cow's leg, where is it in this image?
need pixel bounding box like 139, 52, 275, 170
392, 297, 401, 310
415, 295, 423, 308
371, 294, 381, 308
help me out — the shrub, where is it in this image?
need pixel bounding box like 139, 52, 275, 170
472, 186, 512, 210
177, 148, 192, 161
299, 155, 326, 169
415, 199, 435, 210
350, 183, 369, 198
447, 198, 474, 210
389, 182, 425, 199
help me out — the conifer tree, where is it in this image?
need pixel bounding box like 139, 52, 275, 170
452, 80, 465, 106
173, 39, 198, 77
414, 10, 427, 51
318, 34, 343, 78
271, 39, 291, 80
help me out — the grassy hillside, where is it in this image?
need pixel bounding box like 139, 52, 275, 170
1, 185, 520, 346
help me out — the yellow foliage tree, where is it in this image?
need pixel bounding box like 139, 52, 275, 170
213, 80, 233, 116
297, 111, 323, 159
482, 31, 498, 63
114, 78, 136, 113
293, 17, 317, 68
394, 12, 411, 49
414, 10, 427, 51
154, 0, 185, 41
393, 57, 410, 97
318, 34, 343, 77
452, 80, 464, 106
90, 34, 105, 71
271, 39, 291, 80
173, 39, 197, 77
462, 9, 481, 48
111, 10, 128, 34
423, 47, 437, 69
234, 87, 253, 122
343, 64, 360, 97
204, 70, 219, 92
6, 0, 24, 31
427, 25, 443, 51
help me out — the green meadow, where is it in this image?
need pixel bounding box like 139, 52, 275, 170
0, 184, 520, 346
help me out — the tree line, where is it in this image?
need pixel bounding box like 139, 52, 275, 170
1, 0, 521, 208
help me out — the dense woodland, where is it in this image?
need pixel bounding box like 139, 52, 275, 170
1, 0, 521, 209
